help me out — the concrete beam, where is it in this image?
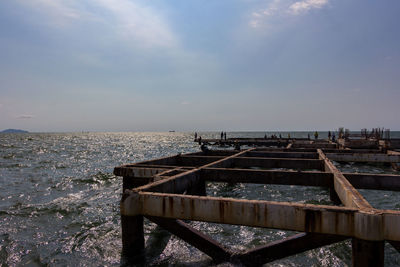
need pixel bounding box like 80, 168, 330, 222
232, 157, 325, 171
318, 149, 372, 210
130, 149, 255, 194
326, 153, 400, 163
388, 150, 400, 171
131, 154, 179, 166
344, 173, 400, 191
114, 167, 169, 177
122, 192, 362, 237
323, 149, 383, 154
122, 192, 400, 241
179, 155, 225, 166
245, 151, 319, 159
255, 148, 317, 152
201, 168, 332, 187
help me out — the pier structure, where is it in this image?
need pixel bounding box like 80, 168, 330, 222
114, 136, 400, 266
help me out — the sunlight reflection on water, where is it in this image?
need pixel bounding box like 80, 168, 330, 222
0, 132, 399, 266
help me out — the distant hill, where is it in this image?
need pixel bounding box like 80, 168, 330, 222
1, 129, 29, 133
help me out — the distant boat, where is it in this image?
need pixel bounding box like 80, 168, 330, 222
169, 130, 176, 132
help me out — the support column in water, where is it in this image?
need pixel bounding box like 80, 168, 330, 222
352, 238, 384, 267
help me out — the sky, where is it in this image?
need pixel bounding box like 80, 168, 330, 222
0, 0, 399, 132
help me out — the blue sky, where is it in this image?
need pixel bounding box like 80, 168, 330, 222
0, 0, 399, 132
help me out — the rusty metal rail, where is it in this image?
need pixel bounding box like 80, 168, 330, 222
114, 145, 400, 266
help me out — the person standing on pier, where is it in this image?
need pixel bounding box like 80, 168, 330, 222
328, 131, 331, 140
220, 131, 223, 140
194, 132, 197, 140
314, 131, 319, 140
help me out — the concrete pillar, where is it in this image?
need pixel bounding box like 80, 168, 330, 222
121, 215, 145, 263
187, 178, 207, 196
121, 176, 146, 263
352, 238, 384, 267
329, 186, 342, 205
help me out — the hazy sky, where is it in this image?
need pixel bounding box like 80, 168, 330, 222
1, 0, 399, 132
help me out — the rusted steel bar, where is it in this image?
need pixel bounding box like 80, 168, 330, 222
352, 238, 384, 267
326, 153, 400, 163
317, 149, 372, 210
141, 170, 201, 194
232, 157, 325, 171
146, 216, 232, 263
201, 168, 332, 187
245, 151, 319, 159
344, 173, 400, 191
236, 233, 347, 266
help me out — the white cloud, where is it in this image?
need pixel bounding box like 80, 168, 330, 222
17, 114, 35, 119
93, 0, 177, 48
15, 0, 177, 48
289, 0, 329, 15
249, 0, 283, 28
15, 0, 83, 26
249, 0, 329, 28
181, 101, 191, 105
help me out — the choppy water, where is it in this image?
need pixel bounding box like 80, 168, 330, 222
0, 132, 399, 266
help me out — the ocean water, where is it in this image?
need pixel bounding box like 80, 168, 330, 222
0, 132, 399, 266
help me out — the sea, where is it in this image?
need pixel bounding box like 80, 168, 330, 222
0, 131, 399, 266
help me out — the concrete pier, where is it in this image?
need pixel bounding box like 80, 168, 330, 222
114, 132, 400, 266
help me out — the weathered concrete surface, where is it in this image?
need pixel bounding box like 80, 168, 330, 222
344, 173, 400, 191
114, 167, 169, 177
201, 168, 332, 187
388, 150, 400, 171
326, 153, 400, 163
245, 151, 319, 159
122, 192, 400, 241
129, 149, 254, 194
318, 149, 372, 210
232, 157, 324, 171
